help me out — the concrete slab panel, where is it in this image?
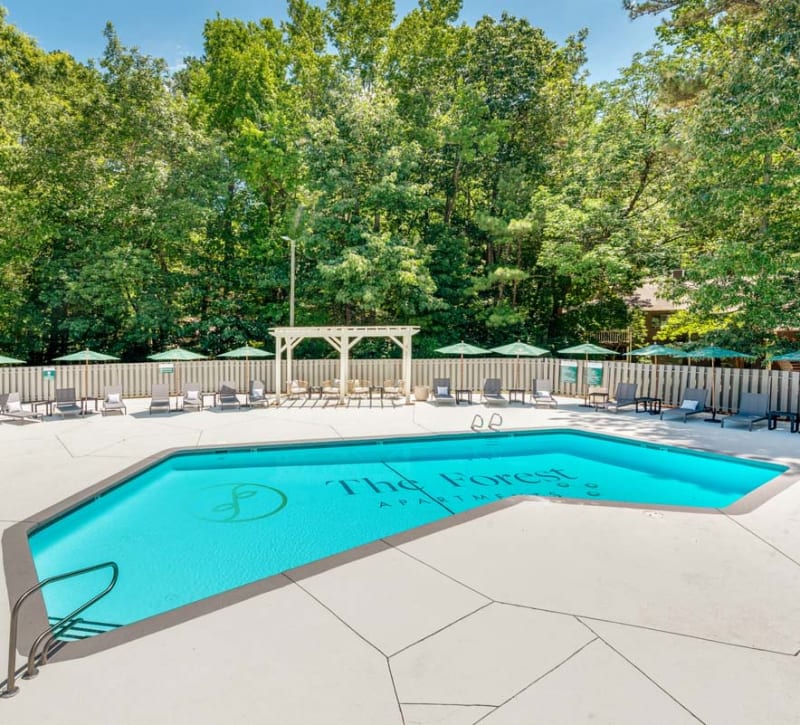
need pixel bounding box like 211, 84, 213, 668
391, 603, 593, 705
398, 501, 800, 652
588, 619, 800, 725
296, 543, 489, 655
2, 583, 402, 725
478, 639, 700, 724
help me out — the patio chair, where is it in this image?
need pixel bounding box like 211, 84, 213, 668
660, 387, 708, 423
432, 378, 456, 405
0, 392, 43, 422
182, 383, 203, 412
482, 378, 508, 407
248, 380, 270, 408
321, 379, 343, 404
101, 385, 127, 416
218, 381, 241, 410
348, 379, 371, 403
721, 392, 769, 431
54, 387, 82, 418
531, 379, 558, 408
149, 384, 171, 414
286, 379, 309, 399
606, 382, 638, 413
382, 379, 404, 401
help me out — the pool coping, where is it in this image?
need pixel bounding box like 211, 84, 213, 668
4, 427, 798, 661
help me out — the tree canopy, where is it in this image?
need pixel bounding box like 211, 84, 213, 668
0, 1, 797, 362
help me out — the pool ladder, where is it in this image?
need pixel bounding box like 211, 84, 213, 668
470, 413, 503, 432
2, 561, 119, 698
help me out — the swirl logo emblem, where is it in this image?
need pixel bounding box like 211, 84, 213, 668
191, 483, 288, 523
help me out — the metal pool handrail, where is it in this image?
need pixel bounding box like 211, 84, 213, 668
2, 560, 119, 698
470, 413, 503, 431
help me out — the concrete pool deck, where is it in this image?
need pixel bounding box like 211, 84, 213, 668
2, 397, 800, 724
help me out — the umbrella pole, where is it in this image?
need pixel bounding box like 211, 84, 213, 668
653, 356, 659, 400
704, 358, 720, 423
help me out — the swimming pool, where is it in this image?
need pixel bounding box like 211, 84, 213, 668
22, 429, 787, 635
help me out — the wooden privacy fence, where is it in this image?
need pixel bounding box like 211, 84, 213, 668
1, 358, 798, 411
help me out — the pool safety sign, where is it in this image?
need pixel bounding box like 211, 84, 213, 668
586, 361, 604, 386
159, 364, 175, 374
42, 367, 56, 380
559, 360, 577, 384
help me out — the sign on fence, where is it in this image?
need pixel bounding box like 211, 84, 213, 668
158, 364, 175, 375
560, 360, 578, 385
587, 361, 604, 387
42, 367, 55, 380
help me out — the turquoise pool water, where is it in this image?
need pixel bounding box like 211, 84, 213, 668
28, 430, 786, 632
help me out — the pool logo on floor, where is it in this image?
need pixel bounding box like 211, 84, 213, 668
190, 482, 288, 523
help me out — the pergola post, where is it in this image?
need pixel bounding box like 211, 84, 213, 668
339, 334, 349, 404
402, 331, 412, 402
274, 332, 284, 404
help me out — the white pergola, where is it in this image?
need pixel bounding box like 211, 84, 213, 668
269, 325, 420, 403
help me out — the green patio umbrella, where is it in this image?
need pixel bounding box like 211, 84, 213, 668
435, 341, 489, 391
53, 348, 120, 398
490, 341, 549, 389
0, 354, 25, 365
218, 345, 274, 389
771, 351, 800, 362
557, 343, 618, 359
685, 345, 755, 422
148, 347, 207, 393
629, 344, 684, 399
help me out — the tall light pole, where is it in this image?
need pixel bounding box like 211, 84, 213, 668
280, 235, 296, 326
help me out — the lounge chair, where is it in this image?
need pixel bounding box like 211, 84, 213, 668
0, 393, 43, 422
660, 387, 708, 423
531, 379, 558, 408
182, 383, 203, 412
432, 378, 456, 405
247, 380, 270, 408
149, 384, 171, 414
482, 378, 508, 407
721, 392, 769, 431
606, 383, 638, 413
54, 388, 82, 417
218, 381, 241, 409
101, 385, 127, 415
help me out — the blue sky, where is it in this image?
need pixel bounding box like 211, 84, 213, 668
2, 1, 662, 82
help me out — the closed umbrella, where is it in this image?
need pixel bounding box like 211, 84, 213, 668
218, 345, 274, 389
53, 348, 120, 399
0, 354, 25, 365
628, 344, 683, 400
557, 343, 618, 404
490, 341, 548, 389
148, 347, 207, 393
435, 341, 489, 391
685, 345, 755, 422
768, 351, 800, 415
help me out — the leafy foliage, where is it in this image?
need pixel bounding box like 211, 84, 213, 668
0, 2, 796, 361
